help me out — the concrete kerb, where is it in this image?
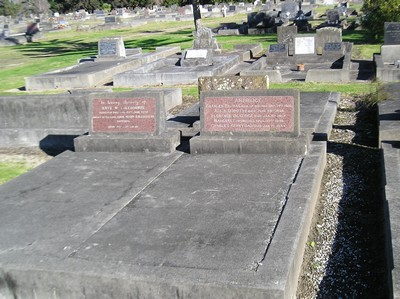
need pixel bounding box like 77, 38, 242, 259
379, 83, 400, 298
257, 141, 327, 298
381, 141, 400, 299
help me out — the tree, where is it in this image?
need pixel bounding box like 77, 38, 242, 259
0, 0, 21, 16
362, 0, 400, 41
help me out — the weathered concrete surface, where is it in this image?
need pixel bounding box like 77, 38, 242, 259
380, 83, 400, 298
25, 47, 180, 91
0, 92, 337, 298
0, 145, 326, 298
113, 54, 241, 87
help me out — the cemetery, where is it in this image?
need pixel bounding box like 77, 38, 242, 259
0, 0, 399, 298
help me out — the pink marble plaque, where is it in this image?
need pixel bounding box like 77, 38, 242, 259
204, 96, 294, 132
92, 98, 156, 133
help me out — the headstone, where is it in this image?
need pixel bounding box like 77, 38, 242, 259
105, 16, 117, 23
74, 91, 180, 153
267, 44, 288, 56
294, 36, 315, 55
91, 97, 159, 134
229, 5, 236, 12
316, 27, 342, 53
202, 92, 297, 134
192, 24, 219, 51
326, 9, 340, 24
281, 2, 298, 19
277, 26, 297, 55
190, 89, 305, 154
98, 37, 126, 58
384, 22, 400, 45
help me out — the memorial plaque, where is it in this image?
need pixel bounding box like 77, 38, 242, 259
203, 96, 295, 133
91, 98, 156, 133
98, 37, 126, 57
324, 42, 342, 51
269, 44, 287, 53
384, 22, 400, 45
185, 49, 208, 59
294, 36, 315, 54
99, 41, 117, 56
105, 16, 116, 23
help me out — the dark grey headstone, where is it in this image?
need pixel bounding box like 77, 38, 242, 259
229, 5, 236, 12
105, 16, 116, 23
384, 22, 400, 45
324, 42, 342, 51
268, 43, 288, 56
326, 9, 339, 24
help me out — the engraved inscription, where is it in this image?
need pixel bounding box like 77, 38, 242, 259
384, 22, 400, 45
324, 42, 342, 51
204, 96, 294, 132
269, 44, 286, 53
92, 98, 156, 133
99, 41, 117, 56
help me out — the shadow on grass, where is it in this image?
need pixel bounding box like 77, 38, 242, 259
19, 39, 98, 57
342, 30, 381, 45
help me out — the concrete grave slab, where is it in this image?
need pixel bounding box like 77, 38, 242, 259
25, 46, 180, 91
0, 91, 337, 298
0, 143, 326, 298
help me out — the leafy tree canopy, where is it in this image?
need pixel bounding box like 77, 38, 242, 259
362, 0, 400, 41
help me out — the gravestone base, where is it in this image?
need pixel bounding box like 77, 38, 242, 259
190, 134, 308, 155
74, 131, 180, 153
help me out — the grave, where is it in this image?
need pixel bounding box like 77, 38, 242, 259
242, 27, 352, 83
0, 89, 182, 150
25, 37, 180, 90
0, 85, 340, 298
374, 22, 400, 82
113, 26, 262, 87
74, 91, 180, 153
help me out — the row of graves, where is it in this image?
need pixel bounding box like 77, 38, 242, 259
242, 26, 352, 83
25, 25, 264, 91
0, 67, 339, 297
374, 22, 400, 82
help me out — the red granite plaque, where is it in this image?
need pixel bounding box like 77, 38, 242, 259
204, 96, 294, 132
92, 98, 156, 133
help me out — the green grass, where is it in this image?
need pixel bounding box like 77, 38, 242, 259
0, 13, 380, 94
0, 162, 32, 185
270, 82, 378, 94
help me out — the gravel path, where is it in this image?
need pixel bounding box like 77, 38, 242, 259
297, 96, 388, 298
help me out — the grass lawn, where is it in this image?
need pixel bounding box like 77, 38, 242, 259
0, 162, 32, 185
